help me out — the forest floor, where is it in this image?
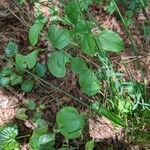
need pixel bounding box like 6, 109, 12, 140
0, 0, 150, 150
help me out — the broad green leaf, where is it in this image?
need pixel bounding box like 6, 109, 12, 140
21, 80, 34, 92
81, 33, 96, 55
85, 140, 94, 150
35, 63, 47, 77
79, 70, 100, 96
47, 51, 70, 78
16, 50, 39, 69
29, 131, 55, 150
16, 108, 28, 121
56, 107, 85, 139
98, 30, 124, 52
71, 57, 88, 74
5, 41, 18, 57
91, 101, 127, 127
10, 73, 23, 86
65, 1, 79, 24
0, 126, 19, 150
29, 22, 44, 46
48, 25, 71, 50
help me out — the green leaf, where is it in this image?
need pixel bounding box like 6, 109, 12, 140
56, 107, 85, 139
0, 77, 10, 87
105, 1, 116, 14
91, 101, 127, 127
21, 80, 34, 92
78, 0, 93, 11
25, 99, 36, 110
47, 51, 70, 78
81, 33, 96, 55
35, 63, 47, 77
0, 126, 19, 150
16, 50, 39, 69
29, 22, 45, 46
79, 70, 100, 96
71, 57, 88, 74
117, 98, 132, 113
85, 140, 94, 150
5, 41, 18, 57
26, 50, 39, 69
34, 119, 49, 134
0, 67, 13, 77
16, 54, 26, 68
65, 1, 79, 24
16, 108, 28, 121
10, 73, 23, 86
98, 30, 124, 52
29, 131, 55, 150
48, 25, 71, 50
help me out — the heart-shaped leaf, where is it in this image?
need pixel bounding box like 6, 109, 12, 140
48, 25, 71, 50
56, 107, 85, 139
47, 51, 70, 78
79, 70, 100, 96
16, 50, 39, 69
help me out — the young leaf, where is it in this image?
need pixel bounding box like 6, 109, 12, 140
16, 53, 26, 68
10, 73, 23, 86
25, 50, 39, 69
34, 119, 49, 134
71, 57, 88, 74
29, 22, 45, 46
0, 77, 10, 87
16, 108, 28, 121
91, 101, 127, 127
0, 67, 13, 77
5, 41, 18, 57
25, 99, 36, 111
21, 80, 34, 92
56, 107, 85, 139
48, 25, 71, 50
29, 131, 55, 150
16, 50, 39, 69
81, 33, 96, 55
98, 30, 124, 52
85, 140, 94, 150
65, 1, 79, 24
0, 126, 19, 150
35, 63, 47, 77
79, 70, 100, 96
47, 51, 70, 78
